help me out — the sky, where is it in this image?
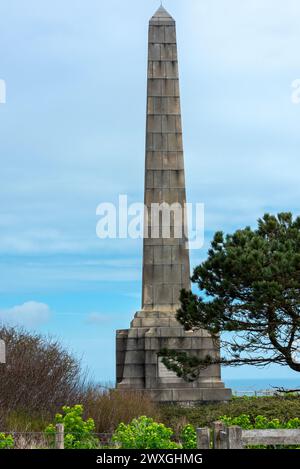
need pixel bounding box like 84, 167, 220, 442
0, 0, 300, 385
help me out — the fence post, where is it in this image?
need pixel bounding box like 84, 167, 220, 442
196, 427, 210, 449
55, 424, 64, 449
226, 426, 243, 449
212, 421, 227, 449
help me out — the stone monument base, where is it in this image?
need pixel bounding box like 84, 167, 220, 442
116, 311, 231, 403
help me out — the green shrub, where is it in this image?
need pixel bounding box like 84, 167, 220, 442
45, 405, 98, 449
0, 433, 14, 449
219, 414, 300, 449
180, 424, 197, 449
160, 396, 300, 431
219, 414, 300, 430
112, 416, 181, 449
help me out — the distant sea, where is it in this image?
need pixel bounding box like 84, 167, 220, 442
224, 378, 300, 392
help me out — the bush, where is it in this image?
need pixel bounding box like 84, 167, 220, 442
83, 387, 160, 433
112, 416, 181, 449
45, 405, 98, 449
219, 414, 300, 449
220, 414, 300, 430
0, 326, 87, 429
180, 424, 197, 449
0, 326, 161, 433
0, 433, 14, 449
160, 396, 300, 432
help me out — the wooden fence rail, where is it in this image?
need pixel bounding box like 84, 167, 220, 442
239, 428, 300, 448
196, 421, 300, 449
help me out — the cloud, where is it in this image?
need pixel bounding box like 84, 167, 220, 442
0, 301, 51, 327
85, 311, 134, 325
85, 313, 112, 325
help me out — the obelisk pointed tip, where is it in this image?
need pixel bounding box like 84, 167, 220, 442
150, 5, 175, 23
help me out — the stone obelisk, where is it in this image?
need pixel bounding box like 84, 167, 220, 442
142, 7, 190, 313
116, 6, 231, 403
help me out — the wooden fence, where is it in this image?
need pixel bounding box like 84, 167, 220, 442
7, 422, 300, 449
232, 389, 276, 397
197, 421, 300, 449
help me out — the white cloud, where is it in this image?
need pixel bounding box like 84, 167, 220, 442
0, 301, 51, 327
183, 0, 300, 69
85, 313, 113, 325
85, 311, 134, 325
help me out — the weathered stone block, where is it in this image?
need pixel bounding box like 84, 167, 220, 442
144, 364, 157, 378
172, 388, 203, 402
176, 151, 184, 169
147, 96, 154, 114
163, 265, 181, 284
162, 152, 178, 170
149, 25, 165, 43
170, 169, 185, 188
148, 43, 161, 61
145, 170, 153, 189
146, 151, 163, 170
148, 79, 162, 98
153, 61, 166, 78
202, 388, 232, 401
153, 245, 172, 264
143, 245, 154, 265
124, 350, 145, 365
153, 170, 162, 188
154, 284, 173, 305
163, 25, 176, 43
159, 326, 184, 337
124, 338, 146, 350
143, 284, 154, 305
123, 365, 145, 379
160, 43, 173, 60
147, 114, 162, 132
162, 170, 170, 188
165, 61, 178, 78
149, 389, 173, 401
167, 97, 180, 114
161, 79, 176, 97
167, 133, 178, 151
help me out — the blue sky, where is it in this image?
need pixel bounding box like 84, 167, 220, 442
0, 0, 300, 384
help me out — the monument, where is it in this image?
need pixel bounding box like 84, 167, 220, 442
116, 6, 231, 403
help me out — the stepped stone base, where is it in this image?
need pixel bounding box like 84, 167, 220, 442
116, 311, 231, 403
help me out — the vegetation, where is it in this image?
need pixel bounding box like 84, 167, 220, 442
0, 433, 14, 449
160, 213, 300, 379
2, 323, 300, 450
112, 416, 180, 449
159, 396, 300, 436
219, 414, 300, 449
0, 325, 86, 429
1, 397, 300, 448
180, 424, 197, 449
0, 326, 158, 433
219, 413, 300, 429
83, 387, 159, 433
45, 405, 98, 449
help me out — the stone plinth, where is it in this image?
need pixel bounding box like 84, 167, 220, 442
116, 311, 231, 403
